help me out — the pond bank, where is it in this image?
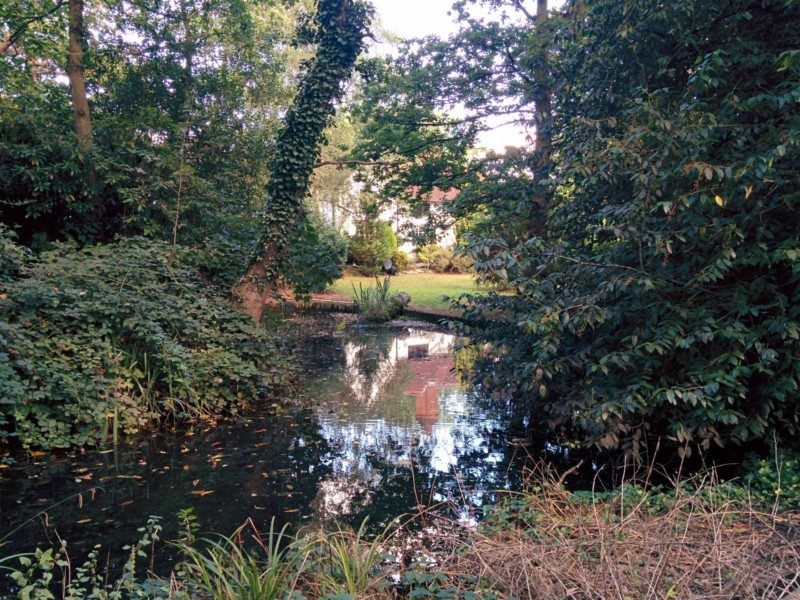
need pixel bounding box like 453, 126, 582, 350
4, 313, 798, 598
6, 469, 799, 599
282, 295, 465, 322
0, 314, 527, 590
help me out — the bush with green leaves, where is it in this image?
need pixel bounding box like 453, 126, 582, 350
284, 210, 348, 297
0, 224, 28, 285
458, 0, 800, 456
348, 217, 398, 274
742, 449, 800, 510
391, 249, 410, 272
0, 236, 288, 449
417, 244, 472, 273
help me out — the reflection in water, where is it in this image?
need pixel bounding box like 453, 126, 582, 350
0, 317, 525, 584
311, 328, 513, 525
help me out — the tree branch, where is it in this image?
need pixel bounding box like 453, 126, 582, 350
511, 0, 537, 23
0, 0, 67, 55
314, 159, 402, 168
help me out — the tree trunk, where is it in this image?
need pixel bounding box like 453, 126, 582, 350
67, 0, 93, 150
235, 0, 371, 322
0, 32, 12, 55
533, 0, 552, 160
528, 0, 552, 238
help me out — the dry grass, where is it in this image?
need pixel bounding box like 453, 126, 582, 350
439, 468, 800, 600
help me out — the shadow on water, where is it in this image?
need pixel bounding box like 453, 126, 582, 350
0, 313, 558, 583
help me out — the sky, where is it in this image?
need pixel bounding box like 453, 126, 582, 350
367, 0, 565, 151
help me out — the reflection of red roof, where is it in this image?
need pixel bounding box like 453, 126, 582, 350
407, 186, 460, 205
404, 356, 457, 434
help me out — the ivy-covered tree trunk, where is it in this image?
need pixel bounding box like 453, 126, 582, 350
235, 0, 372, 321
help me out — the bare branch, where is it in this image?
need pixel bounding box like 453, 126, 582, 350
511, 0, 537, 22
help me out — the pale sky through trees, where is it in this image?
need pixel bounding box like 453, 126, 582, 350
369, 0, 565, 150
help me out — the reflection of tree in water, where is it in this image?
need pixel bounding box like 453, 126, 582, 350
0, 319, 542, 588
308, 328, 524, 528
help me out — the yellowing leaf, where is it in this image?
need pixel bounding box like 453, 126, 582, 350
745, 185, 753, 199
715, 195, 725, 207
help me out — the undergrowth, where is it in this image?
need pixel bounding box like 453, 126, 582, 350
5, 463, 799, 599
0, 232, 289, 449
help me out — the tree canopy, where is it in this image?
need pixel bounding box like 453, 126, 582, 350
347, 0, 800, 457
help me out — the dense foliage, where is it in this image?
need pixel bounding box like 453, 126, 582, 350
0, 0, 365, 448
351, 0, 800, 456
348, 215, 397, 273
1, 0, 296, 249
0, 232, 287, 448
460, 0, 800, 455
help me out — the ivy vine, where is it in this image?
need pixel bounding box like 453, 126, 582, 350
246, 0, 373, 284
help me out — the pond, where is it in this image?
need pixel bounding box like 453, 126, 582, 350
0, 314, 532, 581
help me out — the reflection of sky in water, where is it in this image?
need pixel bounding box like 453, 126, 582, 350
0, 320, 524, 581
310, 328, 511, 523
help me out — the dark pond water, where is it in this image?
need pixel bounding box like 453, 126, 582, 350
0, 314, 532, 581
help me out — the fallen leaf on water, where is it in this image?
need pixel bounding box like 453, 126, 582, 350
76, 518, 91, 525
192, 479, 200, 486
284, 508, 299, 513
188, 490, 214, 497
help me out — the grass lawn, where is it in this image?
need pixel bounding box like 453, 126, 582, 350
325, 272, 479, 312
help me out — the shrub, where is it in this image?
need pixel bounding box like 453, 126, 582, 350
417, 244, 472, 273
284, 212, 349, 297
0, 237, 288, 448
458, 0, 800, 455
0, 224, 28, 286
416, 243, 445, 268
391, 249, 410, 272
349, 217, 397, 274
743, 449, 800, 510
